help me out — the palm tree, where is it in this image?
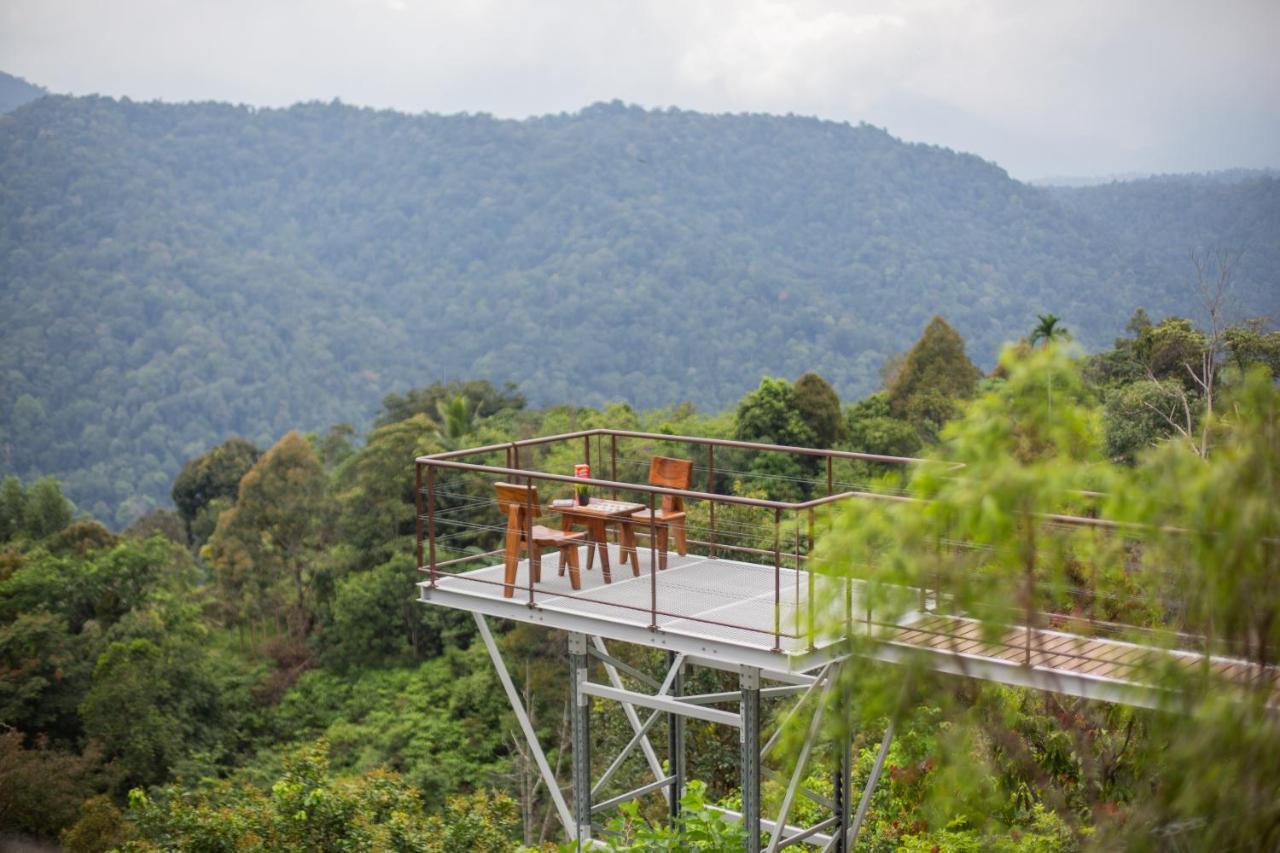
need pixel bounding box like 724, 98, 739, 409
1029, 313, 1069, 347
435, 394, 473, 441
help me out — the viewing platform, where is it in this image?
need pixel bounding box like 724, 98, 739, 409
415, 428, 1270, 704
415, 428, 1274, 851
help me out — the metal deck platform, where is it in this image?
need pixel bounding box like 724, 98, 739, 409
419, 546, 856, 674
418, 545, 1270, 710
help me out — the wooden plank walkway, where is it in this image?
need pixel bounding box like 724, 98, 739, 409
892, 614, 1279, 690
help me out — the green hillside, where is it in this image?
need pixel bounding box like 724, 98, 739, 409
0, 71, 45, 114
1, 95, 1277, 524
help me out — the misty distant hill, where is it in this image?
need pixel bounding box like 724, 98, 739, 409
1, 94, 1277, 523
0, 71, 47, 114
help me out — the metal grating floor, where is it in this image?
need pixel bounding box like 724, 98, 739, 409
422, 545, 850, 655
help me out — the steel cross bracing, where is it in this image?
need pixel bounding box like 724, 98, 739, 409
475, 613, 890, 851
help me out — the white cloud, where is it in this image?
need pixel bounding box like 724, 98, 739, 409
1, 0, 1276, 177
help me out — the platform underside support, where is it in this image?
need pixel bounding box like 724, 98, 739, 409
476, 615, 888, 849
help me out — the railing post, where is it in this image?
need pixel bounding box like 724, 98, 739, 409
526, 482, 536, 608
708, 445, 716, 559
773, 508, 782, 652
415, 462, 424, 570
649, 491, 658, 630
426, 464, 437, 587
584, 435, 591, 471
611, 433, 618, 500
795, 521, 802, 640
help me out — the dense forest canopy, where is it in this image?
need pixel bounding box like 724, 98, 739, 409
2, 310, 1277, 850
1, 90, 1277, 525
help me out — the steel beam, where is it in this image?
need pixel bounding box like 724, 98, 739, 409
765, 676, 832, 853
762, 663, 832, 760
741, 666, 762, 853
591, 775, 676, 815
580, 681, 742, 727
588, 643, 662, 691
569, 633, 592, 845
473, 615, 573, 837
708, 806, 835, 849
667, 650, 685, 824
592, 708, 663, 798
676, 684, 811, 705
590, 637, 666, 794
848, 721, 894, 848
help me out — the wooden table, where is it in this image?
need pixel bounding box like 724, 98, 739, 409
548, 498, 645, 583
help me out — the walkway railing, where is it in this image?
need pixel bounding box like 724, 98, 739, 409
416, 428, 923, 651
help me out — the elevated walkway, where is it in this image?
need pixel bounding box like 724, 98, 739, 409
415, 428, 1273, 851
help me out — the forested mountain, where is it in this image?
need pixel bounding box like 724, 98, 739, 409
1, 93, 1277, 524
0, 71, 46, 114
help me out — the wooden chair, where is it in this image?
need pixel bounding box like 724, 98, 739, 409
496, 483, 585, 598
620, 456, 693, 571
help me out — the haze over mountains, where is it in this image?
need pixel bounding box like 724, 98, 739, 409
1, 83, 1277, 524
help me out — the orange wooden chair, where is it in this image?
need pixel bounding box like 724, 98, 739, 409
620, 456, 693, 571
496, 483, 585, 597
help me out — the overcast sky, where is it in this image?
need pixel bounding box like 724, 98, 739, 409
3, 0, 1277, 180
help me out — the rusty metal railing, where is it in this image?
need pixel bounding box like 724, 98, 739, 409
416, 429, 927, 651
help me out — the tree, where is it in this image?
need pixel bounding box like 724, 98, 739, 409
118, 740, 519, 851
1135, 249, 1240, 459
206, 431, 332, 636
79, 604, 234, 792
0, 475, 26, 542
22, 475, 74, 539
335, 413, 443, 563
845, 392, 923, 459
377, 380, 525, 429
0, 611, 91, 743
318, 554, 468, 669
1223, 317, 1280, 379
171, 437, 261, 545
886, 317, 983, 442
1101, 380, 1181, 465
437, 394, 475, 441
733, 377, 819, 499
1028, 313, 1069, 347
815, 349, 1280, 850
0, 731, 100, 840
792, 372, 845, 448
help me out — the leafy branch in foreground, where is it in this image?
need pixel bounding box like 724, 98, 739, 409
811, 347, 1280, 850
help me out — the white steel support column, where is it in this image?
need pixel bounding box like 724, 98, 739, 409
667, 650, 685, 824
569, 632, 592, 845
741, 665, 762, 853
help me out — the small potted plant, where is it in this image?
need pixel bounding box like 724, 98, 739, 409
574, 464, 591, 505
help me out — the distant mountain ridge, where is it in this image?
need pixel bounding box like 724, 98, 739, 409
0, 71, 47, 114
1, 93, 1277, 524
